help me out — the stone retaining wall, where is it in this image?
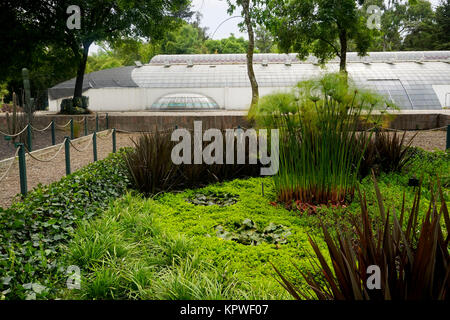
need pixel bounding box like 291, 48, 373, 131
0, 111, 448, 132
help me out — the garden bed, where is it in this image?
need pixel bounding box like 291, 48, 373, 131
59, 148, 448, 300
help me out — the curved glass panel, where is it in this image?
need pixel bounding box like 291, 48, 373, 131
151, 93, 220, 110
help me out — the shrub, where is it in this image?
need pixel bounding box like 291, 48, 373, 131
252, 73, 390, 206
0, 150, 130, 299
60, 96, 89, 115
273, 175, 450, 300
358, 129, 417, 177
124, 132, 261, 195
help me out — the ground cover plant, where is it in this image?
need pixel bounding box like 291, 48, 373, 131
60, 148, 449, 300
250, 73, 391, 206
0, 150, 130, 300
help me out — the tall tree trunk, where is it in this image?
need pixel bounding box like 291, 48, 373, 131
73, 42, 91, 99
242, 0, 259, 109
339, 29, 347, 74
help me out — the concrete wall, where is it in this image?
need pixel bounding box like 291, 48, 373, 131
1, 111, 448, 133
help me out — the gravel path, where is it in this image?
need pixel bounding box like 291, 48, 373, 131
0, 130, 447, 209
0, 132, 138, 208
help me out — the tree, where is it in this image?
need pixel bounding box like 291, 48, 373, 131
434, 0, 450, 49
18, 0, 191, 101
204, 34, 249, 53
255, 25, 275, 53
162, 23, 205, 54
227, 0, 261, 109
264, 0, 376, 73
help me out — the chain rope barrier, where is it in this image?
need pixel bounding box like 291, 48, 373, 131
24, 140, 66, 163
55, 120, 72, 129
96, 130, 113, 140
30, 122, 53, 132
0, 124, 29, 137
69, 135, 94, 152
0, 148, 19, 182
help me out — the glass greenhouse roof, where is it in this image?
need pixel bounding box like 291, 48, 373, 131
151, 93, 219, 110
149, 51, 450, 65
49, 52, 450, 110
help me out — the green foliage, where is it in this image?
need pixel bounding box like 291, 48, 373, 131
0, 151, 130, 300
365, 0, 449, 51
264, 0, 377, 71
251, 73, 389, 205
274, 177, 450, 300
187, 191, 239, 207
60, 96, 89, 115
63, 193, 273, 300
204, 35, 249, 54
58, 149, 448, 300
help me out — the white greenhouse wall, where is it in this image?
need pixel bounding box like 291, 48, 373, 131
432, 85, 450, 108
48, 86, 292, 112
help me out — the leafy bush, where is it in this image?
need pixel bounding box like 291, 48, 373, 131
273, 175, 450, 300
124, 132, 261, 195
0, 150, 130, 299
60, 96, 90, 114
251, 73, 390, 206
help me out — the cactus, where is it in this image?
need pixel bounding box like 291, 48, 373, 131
5, 92, 27, 144
22, 68, 32, 124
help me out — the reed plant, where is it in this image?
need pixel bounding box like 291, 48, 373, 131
251, 73, 390, 206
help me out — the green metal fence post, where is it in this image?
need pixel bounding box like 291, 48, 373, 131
16, 143, 27, 196
446, 124, 450, 151
93, 132, 98, 162
84, 117, 88, 136
64, 137, 71, 175
106, 113, 109, 130
70, 118, 74, 139
26, 124, 32, 151
112, 128, 117, 153
51, 120, 56, 145
95, 114, 99, 132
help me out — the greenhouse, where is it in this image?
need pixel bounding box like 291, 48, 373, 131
48, 51, 450, 112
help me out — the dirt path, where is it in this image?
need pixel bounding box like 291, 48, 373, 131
0, 132, 138, 208
0, 130, 447, 209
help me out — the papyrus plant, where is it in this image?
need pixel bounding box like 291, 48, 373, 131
251, 73, 390, 205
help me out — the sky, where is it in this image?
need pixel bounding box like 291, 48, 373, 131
191, 0, 246, 40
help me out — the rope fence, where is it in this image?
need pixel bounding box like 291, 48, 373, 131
0, 148, 19, 183
0, 113, 109, 151
1, 127, 115, 196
